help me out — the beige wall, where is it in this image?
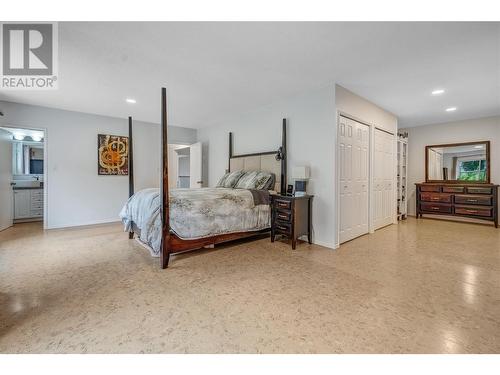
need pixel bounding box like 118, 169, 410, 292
402, 116, 500, 216
335, 85, 398, 133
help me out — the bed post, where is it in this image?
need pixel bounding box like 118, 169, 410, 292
281, 118, 287, 195
128, 116, 134, 239
160, 87, 171, 269
228, 132, 233, 172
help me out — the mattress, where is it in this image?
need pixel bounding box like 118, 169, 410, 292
119, 187, 271, 256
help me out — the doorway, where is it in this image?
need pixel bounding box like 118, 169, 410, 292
167, 142, 203, 189
0, 125, 47, 231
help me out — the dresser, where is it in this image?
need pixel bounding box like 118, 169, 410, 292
415, 183, 498, 227
270, 194, 313, 249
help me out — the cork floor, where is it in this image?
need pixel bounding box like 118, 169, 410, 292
0, 218, 499, 353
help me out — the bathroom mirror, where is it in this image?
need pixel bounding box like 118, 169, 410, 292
425, 141, 490, 183
12, 141, 44, 175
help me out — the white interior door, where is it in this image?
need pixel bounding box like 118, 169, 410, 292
374, 128, 394, 230
339, 116, 369, 243
0, 129, 13, 231
167, 145, 179, 189
189, 142, 203, 188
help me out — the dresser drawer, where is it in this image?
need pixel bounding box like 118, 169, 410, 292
30, 209, 43, 217
442, 186, 465, 193
454, 195, 492, 206
420, 203, 452, 214
455, 206, 493, 218
31, 195, 43, 203
275, 210, 292, 223
274, 199, 292, 210
420, 193, 452, 203
420, 185, 441, 192
31, 201, 44, 210
467, 187, 493, 195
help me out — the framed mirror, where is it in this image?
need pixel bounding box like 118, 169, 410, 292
425, 141, 490, 183
12, 140, 44, 176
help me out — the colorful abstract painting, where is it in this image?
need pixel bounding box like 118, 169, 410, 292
97, 134, 129, 175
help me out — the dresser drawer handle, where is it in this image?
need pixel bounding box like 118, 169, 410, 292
431, 207, 440, 210
277, 203, 289, 208
467, 199, 478, 203
466, 210, 478, 214
278, 214, 288, 220
276, 225, 288, 231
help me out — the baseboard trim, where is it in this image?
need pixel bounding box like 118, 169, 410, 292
313, 239, 336, 250
47, 219, 121, 231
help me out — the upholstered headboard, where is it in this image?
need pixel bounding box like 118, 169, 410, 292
227, 120, 287, 194
229, 154, 282, 192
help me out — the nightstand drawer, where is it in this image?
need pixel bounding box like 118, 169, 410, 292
274, 199, 292, 210
274, 220, 291, 234
275, 210, 291, 223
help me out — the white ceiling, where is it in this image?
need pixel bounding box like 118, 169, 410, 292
0, 22, 498, 128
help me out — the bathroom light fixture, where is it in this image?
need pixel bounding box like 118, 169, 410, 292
13, 133, 25, 141
32, 135, 43, 142
125, 98, 136, 104
445, 107, 457, 112
431, 89, 445, 95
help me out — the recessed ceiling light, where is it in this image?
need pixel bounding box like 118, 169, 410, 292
432, 89, 445, 95
445, 107, 457, 112
474, 145, 484, 149
125, 98, 136, 104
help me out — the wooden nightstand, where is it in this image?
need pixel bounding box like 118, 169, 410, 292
270, 194, 313, 249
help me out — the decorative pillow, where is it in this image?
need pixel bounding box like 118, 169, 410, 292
235, 171, 275, 190
216, 170, 245, 188
215, 172, 230, 187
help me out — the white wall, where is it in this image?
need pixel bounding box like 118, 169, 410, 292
198, 85, 337, 248
402, 116, 500, 216
0, 101, 197, 229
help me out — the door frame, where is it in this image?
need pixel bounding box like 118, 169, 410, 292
373, 126, 398, 230
0, 124, 48, 229
335, 111, 397, 249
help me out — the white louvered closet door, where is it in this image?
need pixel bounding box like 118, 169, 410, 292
339, 116, 369, 243
374, 128, 394, 230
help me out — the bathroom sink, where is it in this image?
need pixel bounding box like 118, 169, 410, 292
12, 180, 43, 189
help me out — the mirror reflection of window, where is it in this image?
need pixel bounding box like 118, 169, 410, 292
427, 142, 488, 182
457, 159, 487, 181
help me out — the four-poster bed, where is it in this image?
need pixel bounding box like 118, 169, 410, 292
124, 88, 288, 269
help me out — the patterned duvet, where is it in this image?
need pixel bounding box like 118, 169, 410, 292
119, 188, 271, 256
